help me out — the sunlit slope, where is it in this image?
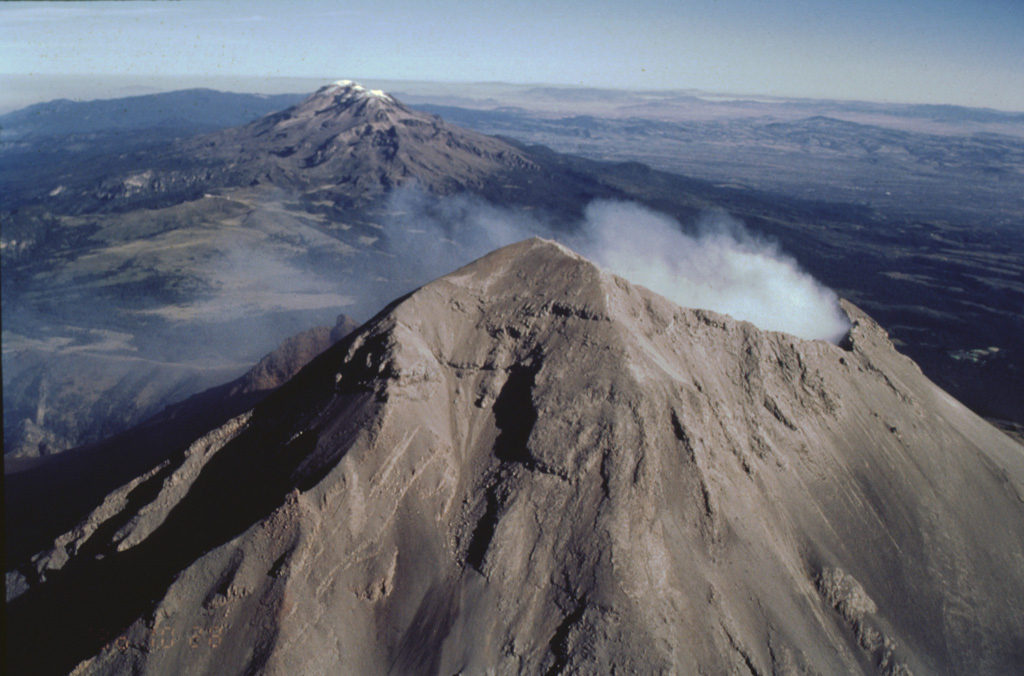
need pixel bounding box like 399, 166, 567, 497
9, 239, 1022, 676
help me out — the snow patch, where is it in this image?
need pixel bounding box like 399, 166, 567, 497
320, 80, 394, 103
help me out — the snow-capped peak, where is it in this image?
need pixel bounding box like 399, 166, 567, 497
317, 80, 394, 103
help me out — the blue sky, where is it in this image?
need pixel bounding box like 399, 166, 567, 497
1, 0, 1022, 110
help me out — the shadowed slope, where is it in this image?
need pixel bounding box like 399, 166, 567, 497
4, 315, 359, 578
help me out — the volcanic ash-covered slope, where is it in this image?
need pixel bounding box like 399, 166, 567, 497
17, 239, 1024, 676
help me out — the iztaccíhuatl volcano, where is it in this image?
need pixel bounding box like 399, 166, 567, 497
179, 80, 540, 198
8, 238, 1024, 676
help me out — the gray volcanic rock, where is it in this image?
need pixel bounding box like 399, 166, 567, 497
7, 239, 1024, 676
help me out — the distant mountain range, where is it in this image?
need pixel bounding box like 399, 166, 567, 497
412, 104, 1024, 223
0, 88, 305, 139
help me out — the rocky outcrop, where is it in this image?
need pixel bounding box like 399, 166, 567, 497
7, 239, 1024, 675
222, 313, 361, 396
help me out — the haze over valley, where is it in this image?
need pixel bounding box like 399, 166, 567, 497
4, 80, 1021, 459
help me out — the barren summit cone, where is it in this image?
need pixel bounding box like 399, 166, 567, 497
8, 240, 1024, 675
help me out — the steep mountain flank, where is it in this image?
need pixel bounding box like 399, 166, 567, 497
7, 239, 1023, 675
4, 314, 359, 571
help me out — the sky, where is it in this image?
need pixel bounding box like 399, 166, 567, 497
1, 0, 1023, 111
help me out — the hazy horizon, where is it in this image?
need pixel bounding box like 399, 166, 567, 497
4, 71, 1024, 120
1, 0, 1022, 114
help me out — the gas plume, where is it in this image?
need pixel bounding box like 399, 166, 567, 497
378, 190, 851, 343
573, 201, 851, 342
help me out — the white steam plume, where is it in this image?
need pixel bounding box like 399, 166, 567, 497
382, 190, 850, 343
571, 201, 851, 343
